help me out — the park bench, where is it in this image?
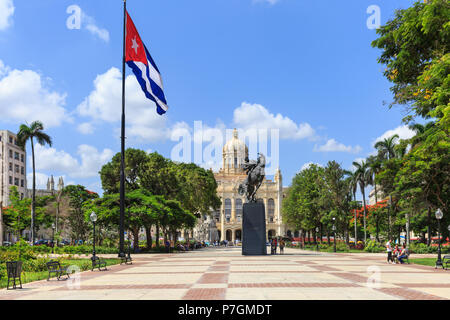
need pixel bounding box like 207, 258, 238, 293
6, 261, 23, 290
119, 252, 132, 265
46, 261, 70, 281
91, 256, 107, 271
442, 255, 450, 270
394, 249, 410, 264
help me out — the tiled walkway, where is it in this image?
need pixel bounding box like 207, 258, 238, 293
0, 247, 448, 300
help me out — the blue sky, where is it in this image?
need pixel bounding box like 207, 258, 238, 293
0, 0, 418, 197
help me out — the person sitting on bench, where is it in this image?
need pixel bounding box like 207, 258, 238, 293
397, 244, 408, 264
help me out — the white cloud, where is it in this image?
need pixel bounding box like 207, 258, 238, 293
82, 12, 109, 42
300, 162, 322, 172
77, 67, 169, 142
0, 60, 70, 128
233, 102, 316, 140
0, 0, 14, 30
0, 60, 9, 77
31, 144, 79, 173
75, 145, 114, 178
31, 144, 114, 179
372, 125, 416, 146
26, 172, 50, 190
77, 122, 95, 135
314, 139, 362, 154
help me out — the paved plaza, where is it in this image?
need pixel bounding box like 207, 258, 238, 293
0, 247, 448, 300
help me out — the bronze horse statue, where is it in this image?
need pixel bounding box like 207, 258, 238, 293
238, 153, 266, 202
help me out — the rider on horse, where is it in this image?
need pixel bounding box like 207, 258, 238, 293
239, 153, 266, 202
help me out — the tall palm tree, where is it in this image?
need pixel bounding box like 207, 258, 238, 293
367, 155, 382, 204
352, 160, 370, 243
374, 134, 399, 161
345, 170, 359, 243
374, 134, 399, 240
367, 155, 383, 241
17, 121, 52, 245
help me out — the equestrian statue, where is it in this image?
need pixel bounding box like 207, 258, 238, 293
238, 153, 266, 202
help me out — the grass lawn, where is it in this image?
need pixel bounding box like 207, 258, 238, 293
0, 258, 121, 289
409, 257, 445, 268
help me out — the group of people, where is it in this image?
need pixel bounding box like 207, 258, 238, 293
386, 239, 409, 264
270, 237, 285, 255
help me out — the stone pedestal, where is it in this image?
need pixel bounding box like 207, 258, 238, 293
242, 202, 267, 255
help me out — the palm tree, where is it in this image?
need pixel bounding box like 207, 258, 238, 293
352, 160, 370, 243
367, 155, 383, 241
406, 122, 435, 246
374, 134, 399, 241
346, 170, 359, 243
408, 122, 435, 149
17, 121, 52, 245
367, 155, 382, 204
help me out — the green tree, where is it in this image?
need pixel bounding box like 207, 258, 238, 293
17, 120, 52, 245
352, 160, 371, 243
63, 185, 98, 243
371, 0, 449, 123
374, 134, 401, 239
100, 148, 150, 194
3, 187, 47, 243
323, 161, 352, 244
346, 169, 360, 242
282, 164, 326, 243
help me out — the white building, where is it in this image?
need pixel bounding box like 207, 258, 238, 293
193, 129, 290, 243
0, 130, 27, 245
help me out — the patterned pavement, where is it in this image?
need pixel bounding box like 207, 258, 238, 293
0, 247, 448, 300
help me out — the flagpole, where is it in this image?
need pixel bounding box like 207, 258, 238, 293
119, 0, 127, 257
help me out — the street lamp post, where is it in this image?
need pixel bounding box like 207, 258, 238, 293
90, 212, 97, 260
435, 209, 443, 269
51, 223, 55, 254
332, 218, 336, 253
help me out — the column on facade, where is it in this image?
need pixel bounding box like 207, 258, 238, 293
232, 229, 236, 242
263, 198, 268, 224
220, 199, 225, 241
277, 187, 282, 237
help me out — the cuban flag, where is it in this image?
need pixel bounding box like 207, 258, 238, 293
125, 11, 168, 115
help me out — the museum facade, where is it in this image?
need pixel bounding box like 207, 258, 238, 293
204, 129, 290, 242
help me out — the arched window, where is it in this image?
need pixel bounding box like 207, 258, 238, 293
268, 199, 275, 222
226, 230, 232, 241
225, 199, 231, 222
235, 199, 243, 222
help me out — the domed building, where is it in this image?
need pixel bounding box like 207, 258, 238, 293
207, 129, 288, 243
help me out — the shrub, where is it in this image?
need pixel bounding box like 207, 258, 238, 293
408, 242, 450, 254
364, 240, 385, 253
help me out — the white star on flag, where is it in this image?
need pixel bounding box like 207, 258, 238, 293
131, 37, 139, 54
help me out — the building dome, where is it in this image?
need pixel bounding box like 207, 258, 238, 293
222, 129, 248, 174
223, 129, 248, 154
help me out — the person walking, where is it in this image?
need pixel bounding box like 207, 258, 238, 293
279, 239, 285, 254
386, 239, 393, 264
